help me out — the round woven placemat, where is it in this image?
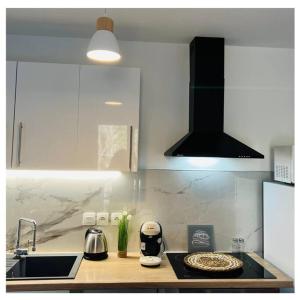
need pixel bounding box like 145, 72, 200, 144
184, 252, 243, 272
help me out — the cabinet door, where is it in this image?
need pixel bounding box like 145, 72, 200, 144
78, 65, 140, 171
6, 61, 17, 169
12, 62, 79, 169
263, 182, 294, 278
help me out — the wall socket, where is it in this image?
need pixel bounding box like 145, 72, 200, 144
96, 212, 109, 225
82, 212, 96, 225
82, 211, 123, 226
111, 212, 122, 225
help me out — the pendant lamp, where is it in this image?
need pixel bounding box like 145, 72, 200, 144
87, 16, 121, 63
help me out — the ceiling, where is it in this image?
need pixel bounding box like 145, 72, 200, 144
6, 8, 294, 48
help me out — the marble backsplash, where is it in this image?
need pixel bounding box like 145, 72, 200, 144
6, 170, 271, 253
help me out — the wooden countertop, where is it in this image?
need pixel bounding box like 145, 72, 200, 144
6, 252, 293, 292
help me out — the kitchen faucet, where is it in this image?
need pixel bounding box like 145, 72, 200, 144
14, 218, 37, 257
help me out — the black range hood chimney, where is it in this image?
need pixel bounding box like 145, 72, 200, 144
164, 37, 264, 158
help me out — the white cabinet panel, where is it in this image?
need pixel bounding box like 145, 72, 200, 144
78, 65, 140, 171
263, 182, 294, 278
6, 61, 17, 168
12, 62, 79, 170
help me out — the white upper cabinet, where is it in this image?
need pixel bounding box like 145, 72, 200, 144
77, 65, 140, 171
12, 62, 79, 170
6, 61, 17, 169
7, 62, 140, 171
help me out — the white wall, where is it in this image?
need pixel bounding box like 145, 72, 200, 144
6, 34, 294, 171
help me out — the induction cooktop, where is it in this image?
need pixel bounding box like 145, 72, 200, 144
166, 252, 276, 280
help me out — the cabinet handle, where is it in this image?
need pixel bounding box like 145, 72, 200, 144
17, 122, 23, 167
129, 126, 133, 171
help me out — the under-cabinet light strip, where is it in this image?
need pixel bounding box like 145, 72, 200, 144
6, 170, 122, 179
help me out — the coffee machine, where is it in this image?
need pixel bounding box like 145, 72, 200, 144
139, 221, 163, 267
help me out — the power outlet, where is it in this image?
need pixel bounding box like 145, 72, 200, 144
82, 212, 96, 226
111, 212, 122, 225
96, 212, 109, 225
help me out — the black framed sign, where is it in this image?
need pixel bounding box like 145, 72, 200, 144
188, 225, 215, 253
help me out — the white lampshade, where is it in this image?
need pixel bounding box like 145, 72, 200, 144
87, 30, 121, 62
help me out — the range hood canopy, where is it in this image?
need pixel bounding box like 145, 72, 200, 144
164, 37, 264, 159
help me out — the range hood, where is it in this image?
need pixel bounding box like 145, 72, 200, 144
164, 37, 264, 158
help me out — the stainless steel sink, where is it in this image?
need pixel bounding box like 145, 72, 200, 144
6, 253, 83, 280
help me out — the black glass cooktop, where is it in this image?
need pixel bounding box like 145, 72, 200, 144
166, 252, 276, 280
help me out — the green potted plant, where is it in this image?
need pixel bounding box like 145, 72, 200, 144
118, 211, 132, 258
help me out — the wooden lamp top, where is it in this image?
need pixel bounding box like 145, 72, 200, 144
96, 17, 114, 32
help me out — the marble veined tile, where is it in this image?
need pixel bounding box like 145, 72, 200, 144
6, 170, 271, 253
